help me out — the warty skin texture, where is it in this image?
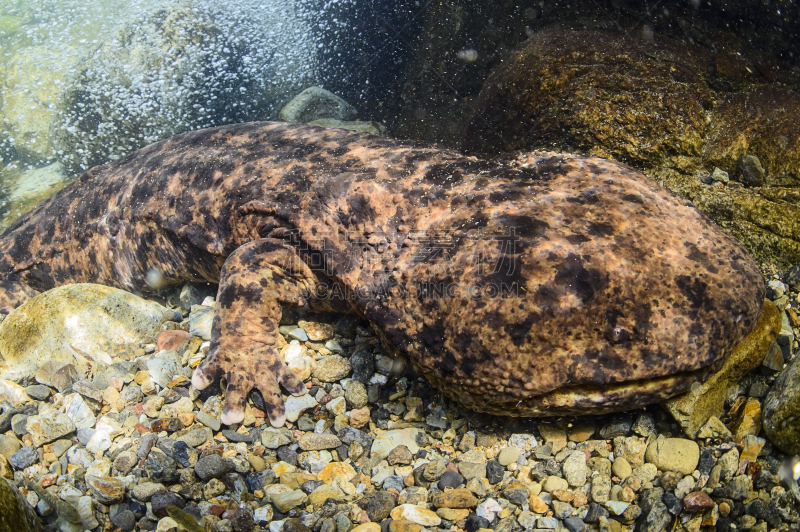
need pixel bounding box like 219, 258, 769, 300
0, 121, 765, 425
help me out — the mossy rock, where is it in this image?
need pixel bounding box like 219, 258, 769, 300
463, 27, 713, 167
704, 84, 800, 188
0, 477, 42, 532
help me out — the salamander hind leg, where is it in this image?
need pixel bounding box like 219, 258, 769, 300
191, 238, 317, 427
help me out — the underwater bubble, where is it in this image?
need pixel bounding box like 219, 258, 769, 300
456, 48, 479, 63
146, 267, 165, 289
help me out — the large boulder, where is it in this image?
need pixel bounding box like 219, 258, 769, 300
0, 477, 42, 532
763, 346, 800, 454
0, 163, 70, 228
0, 46, 76, 163
0, 283, 179, 382
463, 28, 713, 166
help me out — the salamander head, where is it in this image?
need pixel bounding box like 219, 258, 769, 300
381, 154, 765, 416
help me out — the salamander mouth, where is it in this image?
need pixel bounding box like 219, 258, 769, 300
443, 367, 714, 417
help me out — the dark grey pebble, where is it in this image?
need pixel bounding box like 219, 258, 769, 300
10, 446, 38, 469
466, 514, 490, 532
349, 348, 375, 383
144, 451, 178, 483
564, 517, 586, 532
151, 491, 185, 518
246, 470, 276, 493
598, 417, 632, 439
111, 509, 137, 532
366, 491, 396, 521
698, 448, 715, 476
25, 384, 51, 401
503, 488, 529, 507
251, 390, 267, 412
128, 499, 147, 518
194, 454, 229, 481
302, 480, 326, 494
170, 441, 194, 468
486, 460, 504, 484
222, 429, 254, 443
584, 503, 609, 523
438, 469, 464, 490
232, 508, 257, 532
277, 445, 298, 466
662, 492, 682, 516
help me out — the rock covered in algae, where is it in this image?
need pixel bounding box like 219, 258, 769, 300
0, 283, 179, 382
0, 477, 42, 532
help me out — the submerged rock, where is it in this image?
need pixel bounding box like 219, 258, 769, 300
0, 477, 42, 532
0, 283, 178, 382
763, 347, 800, 454
663, 301, 780, 437
279, 87, 357, 123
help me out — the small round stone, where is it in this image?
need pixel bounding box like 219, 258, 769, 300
194, 454, 228, 481
465, 514, 490, 532
497, 447, 520, 466
150, 491, 185, 518
438, 470, 465, 490
24, 384, 52, 401
111, 509, 136, 532
344, 380, 368, 409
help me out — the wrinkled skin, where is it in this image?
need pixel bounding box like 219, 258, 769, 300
0, 122, 765, 426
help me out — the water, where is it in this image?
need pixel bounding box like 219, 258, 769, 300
0, 0, 798, 243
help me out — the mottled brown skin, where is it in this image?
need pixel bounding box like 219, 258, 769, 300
0, 122, 765, 426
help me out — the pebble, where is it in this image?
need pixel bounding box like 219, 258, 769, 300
563, 450, 588, 486
195, 454, 229, 480
26, 412, 76, 446
438, 469, 465, 489
151, 491, 186, 517
272, 489, 308, 512
10, 446, 38, 469
132, 481, 165, 502
112, 509, 137, 532
612, 456, 632, 480
195, 410, 220, 431
391, 504, 442, 526
497, 446, 520, 466
645, 436, 699, 475
24, 384, 51, 400
86, 474, 125, 504
0, 294, 792, 532
313, 355, 352, 382
457, 461, 486, 480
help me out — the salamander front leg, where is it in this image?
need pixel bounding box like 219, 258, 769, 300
191, 238, 316, 427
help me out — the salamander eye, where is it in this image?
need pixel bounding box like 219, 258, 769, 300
605, 326, 631, 344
